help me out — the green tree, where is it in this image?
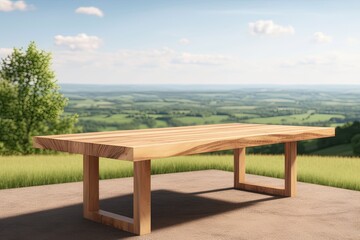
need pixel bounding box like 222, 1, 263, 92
351, 134, 360, 155
0, 42, 79, 154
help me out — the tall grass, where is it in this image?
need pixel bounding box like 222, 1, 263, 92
0, 154, 359, 191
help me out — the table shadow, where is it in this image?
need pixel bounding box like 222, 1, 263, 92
0, 188, 280, 240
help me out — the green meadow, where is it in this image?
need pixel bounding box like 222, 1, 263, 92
1, 154, 359, 191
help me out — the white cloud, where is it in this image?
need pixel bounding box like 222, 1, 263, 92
202, 9, 280, 16
52, 48, 243, 84
282, 54, 338, 68
178, 38, 190, 45
0, 0, 29, 12
298, 55, 337, 65
54, 33, 102, 51
53, 47, 231, 69
52, 48, 360, 84
312, 32, 332, 44
173, 52, 230, 65
0, 48, 13, 58
75, 6, 103, 17
249, 20, 295, 36
346, 37, 359, 46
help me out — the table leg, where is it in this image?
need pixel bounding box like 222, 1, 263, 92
234, 148, 246, 188
285, 142, 297, 197
133, 160, 151, 235
82, 155, 151, 235
83, 155, 99, 219
234, 142, 298, 197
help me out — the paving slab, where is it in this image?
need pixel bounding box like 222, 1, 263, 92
0, 170, 359, 240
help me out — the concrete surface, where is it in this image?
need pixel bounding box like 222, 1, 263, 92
0, 170, 359, 240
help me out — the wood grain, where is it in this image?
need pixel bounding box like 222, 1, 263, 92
34, 123, 335, 161
234, 142, 298, 197
236, 183, 286, 196
82, 155, 151, 235
97, 210, 134, 233
285, 142, 297, 197
85, 210, 135, 233
234, 148, 246, 188
133, 160, 151, 235
83, 155, 99, 219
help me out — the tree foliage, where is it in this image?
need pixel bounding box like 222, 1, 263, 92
317, 121, 360, 149
0, 42, 78, 154
351, 134, 360, 155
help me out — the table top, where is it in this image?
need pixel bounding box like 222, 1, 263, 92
33, 123, 334, 161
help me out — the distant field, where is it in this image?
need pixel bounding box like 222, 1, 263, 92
79, 111, 344, 128
234, 113, 259, 118
71, 99, 114, 108
80, 114, 132, 123
177, 115, 229, 125
1, 154, 359, 191
218, 106, 257, 110
246, 112, 345, 125
64, 90, 360, 130
62, 89, 360, 156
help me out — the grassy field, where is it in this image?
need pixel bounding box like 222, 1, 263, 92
0, 154, 359, 191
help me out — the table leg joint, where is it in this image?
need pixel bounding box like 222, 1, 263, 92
233, 142, 298, 198
85, 210, 135, 233
83, 155, 151, 235
235, 182, 286, 196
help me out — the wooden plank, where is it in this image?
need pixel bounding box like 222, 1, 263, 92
34, 124, 272, 147
83, 155, 99, 219
85, 210, 135, 233
35, 124, 329, 144
285, 142, 297, 197
234, 148, 246, 188
34, 123, 253, 140
97, 210, 134, 233
126, 126, 332, 146
133, 160, 151, 235
33, 123, 335, 161
67, 125, 302, 145
34, 140, 134, 160
236, 182, 286, 196
132, 128, 334, 160
34, 124, 330, 142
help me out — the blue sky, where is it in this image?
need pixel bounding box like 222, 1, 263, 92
1, 0, 360, 84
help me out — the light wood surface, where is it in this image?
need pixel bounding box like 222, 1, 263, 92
82, 156, 151, 235
34, 123, 334, 161
236, 182, 286, 196
234, 148, 246, 188
83, 155, 99, 218
234, 142, 298, 197
96, 210, 134, 233
285, 142, 297, 197
133, 160, 151, 235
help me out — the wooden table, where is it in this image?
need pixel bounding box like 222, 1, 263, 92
33, 123, 334, 235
